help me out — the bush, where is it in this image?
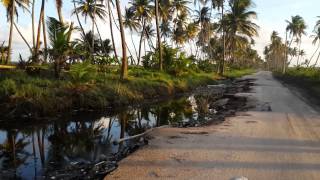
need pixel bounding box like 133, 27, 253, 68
0, 79, 17, 98
69, 62, 98, 83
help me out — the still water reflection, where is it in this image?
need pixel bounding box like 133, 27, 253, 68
0, 95, 210, 179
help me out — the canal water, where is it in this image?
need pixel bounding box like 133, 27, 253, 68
0, 94, 213, 179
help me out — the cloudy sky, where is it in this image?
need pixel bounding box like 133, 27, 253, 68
0, 0, 319, 65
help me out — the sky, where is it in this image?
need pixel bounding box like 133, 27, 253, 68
0, 0, 320, 65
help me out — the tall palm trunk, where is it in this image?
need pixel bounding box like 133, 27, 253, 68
107, 0, 119, 62
307, 42, 320, 67
297, 39, 302, 66
35, 0, 46, 63
219, 3, 225, 75
32, 0, 36, 48
155, 0, 163, 70
283, 31, 288, 73
115, 0, 128, 80
138, 19, 146, 65
14, 23, 32, 52
73, 1, 89, 50
56, 0, 64, 24
313, 52, 320, 67
94, 21, 108, 56
91, 0, 97, 55
6, 1, 15, 64
130, 33, 139, 64
42, 13, 48, 62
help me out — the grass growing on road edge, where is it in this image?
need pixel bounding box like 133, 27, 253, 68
224, 68, 256, 79
274, 68, 320, 105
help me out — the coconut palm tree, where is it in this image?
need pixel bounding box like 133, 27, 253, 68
73, 0, 107, 54
222, 0, 259, 63
47, 17, 73, 78
124, 7, 140, 63
106, 0, 119, 63
115, 0, 128, 80
130, 0, 154, 65
1, 0, 29, 64
285, 15, 307, 67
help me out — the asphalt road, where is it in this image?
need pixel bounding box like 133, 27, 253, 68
107, 71, 320, 180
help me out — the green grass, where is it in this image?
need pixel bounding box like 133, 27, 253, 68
0, 67, 254, 118
224, 68, 256, 78
274, 67, 320, 105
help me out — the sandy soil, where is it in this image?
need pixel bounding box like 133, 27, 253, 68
106, 71, 320, 180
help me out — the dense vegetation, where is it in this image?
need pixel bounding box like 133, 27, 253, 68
0, 0, 262, 118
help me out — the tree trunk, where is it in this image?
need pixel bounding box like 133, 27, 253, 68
73, 1, 89, 49
115, 0, 128, 80
42, 12, 48, 63
14, 23, 32, 52
107, 0, 119, 63
32, 0, 36, 48
6, 1, 15, 64
283, 31, 288, 74
94, 21, 108, 56
35, 0, 45, 63
56, 0, 64, 24
138, 19, 146, 65
131, 33, 139, 64
313, 52, 320, 67
307, 42, 320, 67
155, 0, 163, 70
91, 0, 97, 55
219, 3, 225, 75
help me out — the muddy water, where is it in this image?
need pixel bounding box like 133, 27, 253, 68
0, 94, 216, 179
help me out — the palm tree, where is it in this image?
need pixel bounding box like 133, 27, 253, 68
47, 17, 73, 78
73, 0, 107, 54
1, 0, 29, 64
115, 0, 128, 80
106, 0, 119, 63
285, 15, 307, 68
130, 0, 154, 65
223, 0, 259, 63
197, 0, 225, 73
124, 7, 140, 63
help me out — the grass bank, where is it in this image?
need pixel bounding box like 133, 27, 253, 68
0, 67, 254, 119
274, 68, 320, 105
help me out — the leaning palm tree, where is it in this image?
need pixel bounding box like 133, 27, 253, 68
106, 0, 119, 62
308, 27, 320, 67
311, 27, 320, 67
115, 0, 128, 80
1, 0, 29, 64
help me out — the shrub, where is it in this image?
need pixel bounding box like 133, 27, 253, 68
69, 62, 98, 83
0, 79, 17, 98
